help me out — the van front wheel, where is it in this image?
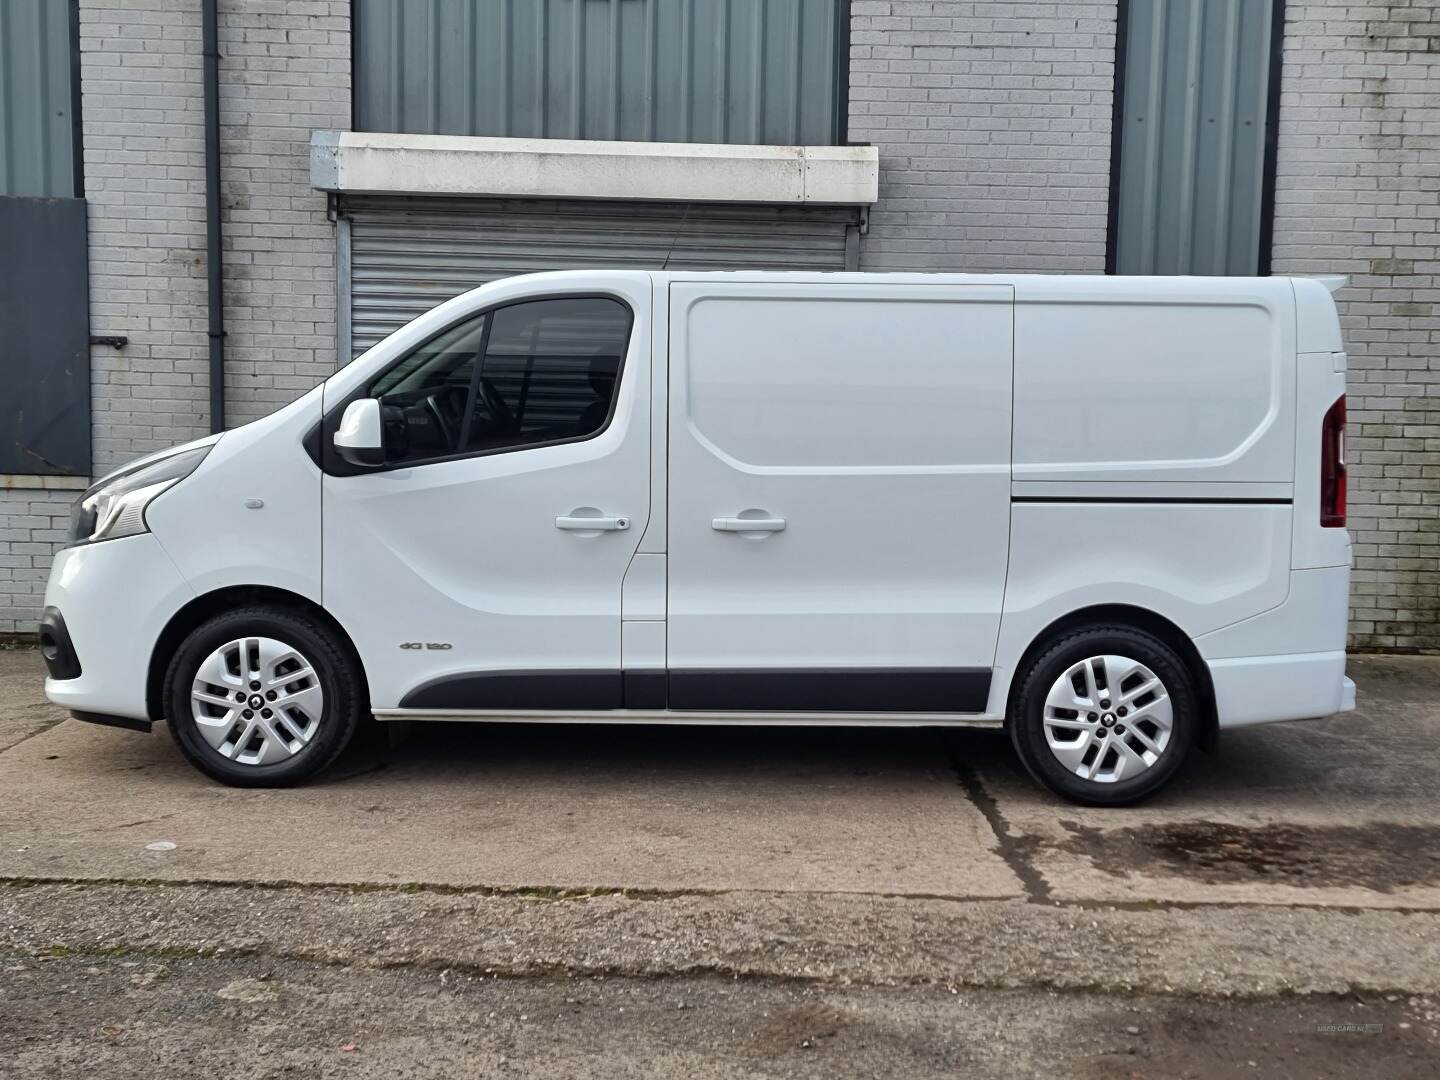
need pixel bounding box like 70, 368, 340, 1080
163, 606, 365, 787
1009, 625, 1196, 806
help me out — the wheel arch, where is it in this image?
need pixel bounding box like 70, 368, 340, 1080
1005, 604, 1219, 753
146, 585, 366, 723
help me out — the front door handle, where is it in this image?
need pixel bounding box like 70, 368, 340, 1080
712, 516, 786, 533
556, 513, 630, 532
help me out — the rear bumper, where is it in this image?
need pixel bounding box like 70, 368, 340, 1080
1196, 563, 1353, 730
1207, 650, 1353, 730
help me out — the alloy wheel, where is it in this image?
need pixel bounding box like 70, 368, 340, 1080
189, 636, 325, 765
1041, 654, 1173, 784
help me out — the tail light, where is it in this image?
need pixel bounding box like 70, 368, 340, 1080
1320, 394, 1346, 528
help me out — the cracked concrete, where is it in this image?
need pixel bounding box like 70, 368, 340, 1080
964, 655, 1440, 911
5, 952, 1437, 1080
3, 881, 1440, 997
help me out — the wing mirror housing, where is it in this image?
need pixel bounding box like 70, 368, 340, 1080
334, 398, 385, 467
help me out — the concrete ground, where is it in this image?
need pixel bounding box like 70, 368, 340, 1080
2, 647, 1439, 1076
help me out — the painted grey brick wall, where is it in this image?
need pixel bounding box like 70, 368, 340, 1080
80, 0, 348, 457
81, 0, 211, 478
8, 0, 1439, 652
1271, 1, 1440, 649
0, 1, 349, 635
0, 0, 204, 634
218, 0, 349, 426
849, 0, 1117, 272
0, 488, 74, 634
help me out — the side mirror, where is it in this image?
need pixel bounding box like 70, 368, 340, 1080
334, 398, 385, 467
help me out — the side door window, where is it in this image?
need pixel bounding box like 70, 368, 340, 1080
370, 297, 633, 468
370, 311, 486, 466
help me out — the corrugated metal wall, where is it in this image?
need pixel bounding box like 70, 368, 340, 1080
354, 0, 844, 146
0, 0, 77, 198
344, 196, 856, 355
1111, 0, 1276, 276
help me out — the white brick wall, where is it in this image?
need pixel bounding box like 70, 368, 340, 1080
0, 488, 74, 634
1272, 1, 1440, 649
0, 0, 348, 635
849, 0, 1117, 272
80, 0, 349, 458
6, 0, 1440, 651
217, 0, 349, 426
82, 0, 211, 477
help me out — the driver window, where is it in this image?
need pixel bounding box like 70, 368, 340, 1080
371, 311, 487, 466
369, 296, 632, 468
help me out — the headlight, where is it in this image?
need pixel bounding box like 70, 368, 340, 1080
69, 445, 213, 545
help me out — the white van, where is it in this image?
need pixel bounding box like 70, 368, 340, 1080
39, 271, 1355, 804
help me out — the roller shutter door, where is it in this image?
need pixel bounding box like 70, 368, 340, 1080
343, 196, 858, 357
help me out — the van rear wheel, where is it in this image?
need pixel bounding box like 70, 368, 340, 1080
163, 606, 365, 787
1009, 625, 1196, 806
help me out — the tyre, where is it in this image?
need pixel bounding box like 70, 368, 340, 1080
163, 606, 366, 787
1009, 624, 1197, 806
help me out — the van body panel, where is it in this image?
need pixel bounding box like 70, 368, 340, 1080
1195, 566, 1350, 660
1011, 277, 1296, 485
42, 270, 1355, 778
991, 501, 1295, 715
621, 552, 667, 673
635, 275, 668, 556
1293, 277, 1346, 354
664, 282, 1013, 697
320, 272, 653, 711
144, 386, 325, 604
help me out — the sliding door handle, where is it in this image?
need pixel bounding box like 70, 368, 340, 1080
712, 516, 786, 533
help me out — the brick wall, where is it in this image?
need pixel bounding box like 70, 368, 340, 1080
0, 0, 348, 634
80, 0, 349, 460
7, 0, 1440, 649
217, 0, 349, 426
1272, 0, 1440, 649
81, 0, 211, 476
849, 0, 1117, 272
0, 487, 75, 634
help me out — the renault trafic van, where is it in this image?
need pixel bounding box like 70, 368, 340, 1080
39, 271, 1355, 804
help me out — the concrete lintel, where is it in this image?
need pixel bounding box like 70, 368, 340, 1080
309, 131, 878, 205
1, 473, 89, 491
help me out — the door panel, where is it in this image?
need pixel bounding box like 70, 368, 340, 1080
665, 282, 1014, 710
323, 283, 651, 711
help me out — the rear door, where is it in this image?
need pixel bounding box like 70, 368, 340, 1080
665, 281, 1014, 713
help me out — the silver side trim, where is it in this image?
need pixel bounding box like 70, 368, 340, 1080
372, 708, 1005, 728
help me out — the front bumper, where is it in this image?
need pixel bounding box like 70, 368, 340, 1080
71, 710, 153, 733
43, 533, 196, 724
37, 606, 82, 680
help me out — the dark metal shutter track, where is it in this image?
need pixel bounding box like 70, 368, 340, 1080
344, 196, 856, 356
